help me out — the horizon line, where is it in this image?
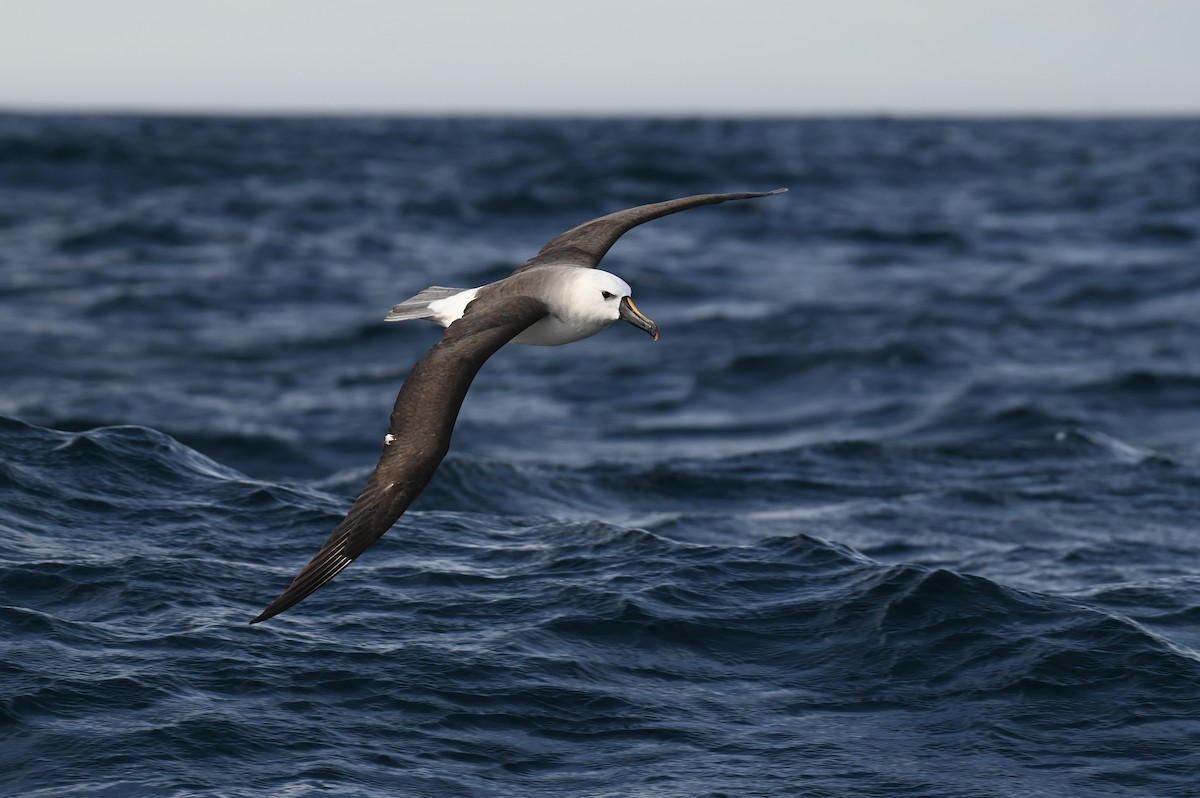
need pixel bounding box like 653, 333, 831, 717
2, 103, 1199, 121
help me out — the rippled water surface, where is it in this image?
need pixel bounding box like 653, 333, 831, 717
2, 115, 1200, 796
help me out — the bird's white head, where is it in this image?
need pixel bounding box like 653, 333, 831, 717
510, 267, 660, 346
568, 270, 659, 341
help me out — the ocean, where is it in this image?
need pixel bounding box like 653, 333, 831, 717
2, 114, 1199, 796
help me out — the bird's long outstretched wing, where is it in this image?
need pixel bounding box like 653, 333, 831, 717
250, 294, 549, 623
512, 189, 786, 273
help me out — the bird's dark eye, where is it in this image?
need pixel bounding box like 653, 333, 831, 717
601, 291, 616, 300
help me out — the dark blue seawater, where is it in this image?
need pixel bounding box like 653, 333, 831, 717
3, 114, 1200, 797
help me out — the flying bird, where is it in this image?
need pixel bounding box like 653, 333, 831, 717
250, 189, 786, 623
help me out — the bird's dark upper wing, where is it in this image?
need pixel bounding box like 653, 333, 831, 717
511, 189, 786, 273
250, 294, 549, 623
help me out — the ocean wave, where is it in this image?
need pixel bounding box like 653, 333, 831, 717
5, 488, 1197, 796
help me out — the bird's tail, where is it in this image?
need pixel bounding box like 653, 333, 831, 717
383, 286, 467, 322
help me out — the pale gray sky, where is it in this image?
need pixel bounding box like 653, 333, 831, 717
2, 0, 1197, 115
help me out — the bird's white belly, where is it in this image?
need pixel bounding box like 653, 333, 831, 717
512, 315, 610, 346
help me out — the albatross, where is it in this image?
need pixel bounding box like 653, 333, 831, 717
250, 188, 786, 623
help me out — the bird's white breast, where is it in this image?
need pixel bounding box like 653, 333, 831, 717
511, 314, 610, 346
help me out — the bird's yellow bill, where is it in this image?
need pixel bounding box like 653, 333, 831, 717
619, 296, 660, 341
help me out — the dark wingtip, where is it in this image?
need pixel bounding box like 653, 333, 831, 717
248, 592, 301, 625
249, 591, 301, 624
